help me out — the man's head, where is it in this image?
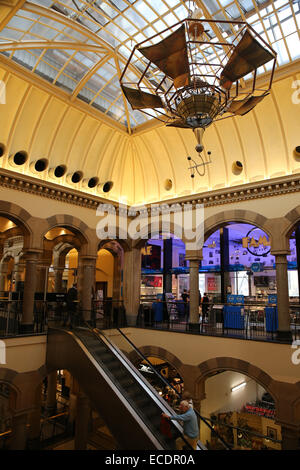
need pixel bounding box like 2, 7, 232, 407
73, 283, 77, 289
179, 400, 190, 413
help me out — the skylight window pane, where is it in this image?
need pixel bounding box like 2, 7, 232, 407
85, 74, 106, 93
107, 0, 128, 12
12, 50, 39, 70
56, 74, 77, 92
281, 17, 297, 36
43, 49, 72, 69
74, 51, 100, 68
78, 87, 95, 103
174, 4, 188, 19
163, 12, 178, 26
98, 29, 117, 46
104, 23, 128, 41
278, 5, 292, 21
202, 0, 219, 15
273, 38, 289, 64
225, 4, 241, 19
149, 0, 169, 14
7, 16, 33, 31
62, 59, 88, 81
35, 60, 59, 82
136, 1, 158, 22
1, 28, 24, 40
30, 23, 58, 39
238, 0, 255, 13
219, 0, 233, 7
114, 16, 139, 35
125, 10, 148, 28
285, 32, 300, 60
85, 7, 108, 25
164, 0, 180, 7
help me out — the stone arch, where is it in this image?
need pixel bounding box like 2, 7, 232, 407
195, 357, 279, 409
42, 214, 96, 256
127, 345, 186, 383
98, 239, 130, 254
282, 206, 300, 240
204, 209, 271, 242
0, 201, 34, 250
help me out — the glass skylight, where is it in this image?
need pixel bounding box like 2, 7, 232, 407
0, 0, 299, 130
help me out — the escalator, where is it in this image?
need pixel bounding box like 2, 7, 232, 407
46, 326, 205, 450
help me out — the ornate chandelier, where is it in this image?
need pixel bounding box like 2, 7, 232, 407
120, 9, 277, 154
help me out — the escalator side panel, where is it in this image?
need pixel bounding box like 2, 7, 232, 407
46, 328, 163, 450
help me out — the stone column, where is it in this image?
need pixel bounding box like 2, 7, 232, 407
123, 246, 141, 326
46, 371, 57, 415
80, 256, 96, 322
186, 251, 202, 329
274, 252, 292, 342
112, 254, 122, 303
54, 266, 64, 292
21, 250, 41, 333
74, 393, 91, 450
9, 412, 28, 450
28, 383, 42, 450
0, 262, 8, 295
280, 425, 300, 450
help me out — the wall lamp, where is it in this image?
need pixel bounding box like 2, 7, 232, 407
231, 382, 247, 392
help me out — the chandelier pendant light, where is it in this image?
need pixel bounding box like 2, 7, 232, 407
120, 11, 276, 175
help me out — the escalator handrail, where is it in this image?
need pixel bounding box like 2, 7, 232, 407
81, 322, 198, 450
53, 326, 164, 449
116, 327, 232, 450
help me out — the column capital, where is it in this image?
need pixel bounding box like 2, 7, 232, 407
185, 249, 203, 261
79, 255, 97, 264
271, 250, 290, 257
23, 249, 43, 261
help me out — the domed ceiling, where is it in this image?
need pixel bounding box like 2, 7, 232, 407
0, 0, 300, 205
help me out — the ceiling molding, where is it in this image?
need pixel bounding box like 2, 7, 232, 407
1, 167, 300, 212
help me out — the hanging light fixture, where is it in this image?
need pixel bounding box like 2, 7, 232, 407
120, 9, 277, 175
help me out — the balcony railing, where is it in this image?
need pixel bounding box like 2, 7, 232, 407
0, 297, 299, 343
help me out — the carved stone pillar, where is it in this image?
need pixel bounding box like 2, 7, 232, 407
46, 371, 57, 414
185, 251, 202, 328
21, 250, 41, 333
123, 246, 141, 326
74, 393, 91, 450
79, 256, 96, 321
9, 412, 28, 450
274, 252, 292, 342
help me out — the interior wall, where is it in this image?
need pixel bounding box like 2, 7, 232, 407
200, 371, 265, 443
96, 249, 114, 297
0, 336, 47, 373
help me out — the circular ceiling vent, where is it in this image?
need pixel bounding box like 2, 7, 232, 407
293, 146, 300, 161
0, 144, 5, 157
232, 160, 243, 175
30, 159, 48, 173
9, 151, 28, 167
54, 165, 67, 178
48, 165, 67, 179
67, 171, 83, 184
164, 179, 173, 191
87, 177, 99, 188
71, 171, 83, 184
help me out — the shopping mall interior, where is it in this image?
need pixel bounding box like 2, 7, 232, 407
0, 0, 300, 452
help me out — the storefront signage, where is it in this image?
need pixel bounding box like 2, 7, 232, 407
141, 246, 152, 256
268, 294, 277, 304
242, 228, 271, 256
207, 277, 217, 291
227, 294, 244, 304
251, 262, 262, 272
